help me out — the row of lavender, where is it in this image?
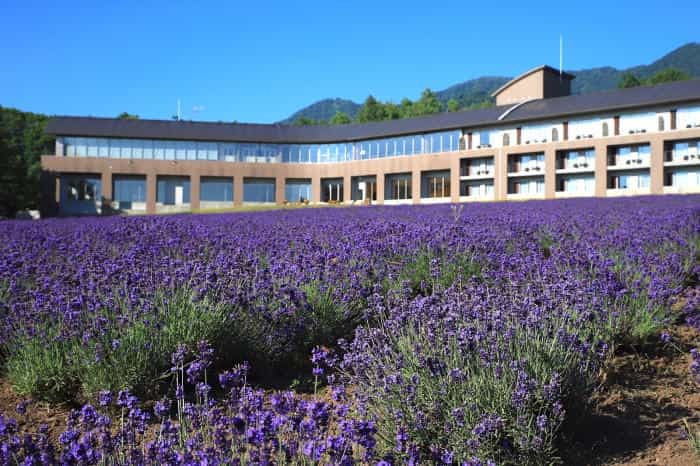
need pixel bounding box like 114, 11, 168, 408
0, 196, 698, 464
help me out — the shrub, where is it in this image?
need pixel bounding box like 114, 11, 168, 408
5, 287, 234, 401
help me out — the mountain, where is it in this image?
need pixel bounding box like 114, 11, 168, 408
280, 42, 700, 123
280, 98, 361, 124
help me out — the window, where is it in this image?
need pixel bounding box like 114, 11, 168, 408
503, 133, 510, 147
201, 177, 233, 202
243, 178, 275, 202
321, 178, 343, 202
157, 176, 190, 205
658, 116, 665, 132
62, 176, 101, 201
421, 170, 450, 198
386, 173, 412, 200
552, 128, 559, 142
113, 176, 146, 203
285, 179, 312, 202
602, 122, 609, 137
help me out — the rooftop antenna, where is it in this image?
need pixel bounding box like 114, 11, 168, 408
559, 34, 563, 81
177, 99, 181, 121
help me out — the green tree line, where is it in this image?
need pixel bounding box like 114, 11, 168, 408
618, 67, 691, 88
0, 107, 53, 217
294, 89, 493, 126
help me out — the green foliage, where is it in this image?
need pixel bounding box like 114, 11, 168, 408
646, 67, 691, 85
0, 106, 53, 217
355, 308, 603, 464
117, 112, 139, 119
4, 288, 233, 402
356, 95, 387, 123
392, 249, 482, 297
447, 99, 460, 112
618, 67, 691, 89
301, 281, 361, 349
682, 419, 700, 458
329, 111, 352, 125
618, 72, 642, 88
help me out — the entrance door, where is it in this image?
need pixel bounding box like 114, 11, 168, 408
175, 185, 184, 205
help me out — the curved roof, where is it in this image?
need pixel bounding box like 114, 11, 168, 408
45, 79, 700, 143
491, 65, 575, 98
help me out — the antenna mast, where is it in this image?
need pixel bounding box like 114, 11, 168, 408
177, 99, 181, 121
559, 35, 563, 79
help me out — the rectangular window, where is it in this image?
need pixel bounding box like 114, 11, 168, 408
321, 178, 344, 202
285, 179, 312, 202
385, 173, 412, 200
201, 177, 233, 202
157, 176, 190, 205
243, 178, 275, 202
421, 170, 450, 198
113, 176, 147, 203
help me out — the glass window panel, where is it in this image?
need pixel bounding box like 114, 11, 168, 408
201, 177, 233, 202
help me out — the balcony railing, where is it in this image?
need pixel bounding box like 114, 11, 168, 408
664, 150, 700, 163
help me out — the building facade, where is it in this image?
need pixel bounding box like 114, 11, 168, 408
41, 66, 700, 216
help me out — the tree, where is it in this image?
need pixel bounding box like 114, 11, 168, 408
356, 95, 386, 123
329, 111, 352, 125
646, 68, 691, 85
618, 73, 642, 88
413, 89, 442, 116
0, 107, 52, 217
293, 116, 319, 126
447, 99, 460, 112
117, 112, 139, 119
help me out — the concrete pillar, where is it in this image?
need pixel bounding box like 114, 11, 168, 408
450, 157, 460, 203
494, 149, 508, 201
311, 177, 321, 203
544, 147, 556, 199
411, 170, 421, 204
55, 175, 61, 203
147, 173, 157, 214
670, 110, 677, 130
375, 172, 385, 205
101, 170, 112, 212
276, 177, 285, 204
614, 116, 620, 136
563, 122, 569, 141
234, 176, 243, 206
650, 138, 664, 195
343, 174, 352, 203
190, 174, 200, 210
516, 127, 522, 145
467, 133, 473, 150
594, 142, 608, 197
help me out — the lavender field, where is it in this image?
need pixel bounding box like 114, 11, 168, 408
0, 196, 699, 465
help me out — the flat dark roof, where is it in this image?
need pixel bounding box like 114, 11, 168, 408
46, 79, 700, 144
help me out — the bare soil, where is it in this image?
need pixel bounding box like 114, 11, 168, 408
564, 325, 700, 466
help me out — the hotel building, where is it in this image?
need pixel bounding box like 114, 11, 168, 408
41, 65, 700, 215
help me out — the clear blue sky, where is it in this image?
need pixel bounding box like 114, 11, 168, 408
1, 0, 698, 123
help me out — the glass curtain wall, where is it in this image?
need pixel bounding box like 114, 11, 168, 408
61, 130, 461, 164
